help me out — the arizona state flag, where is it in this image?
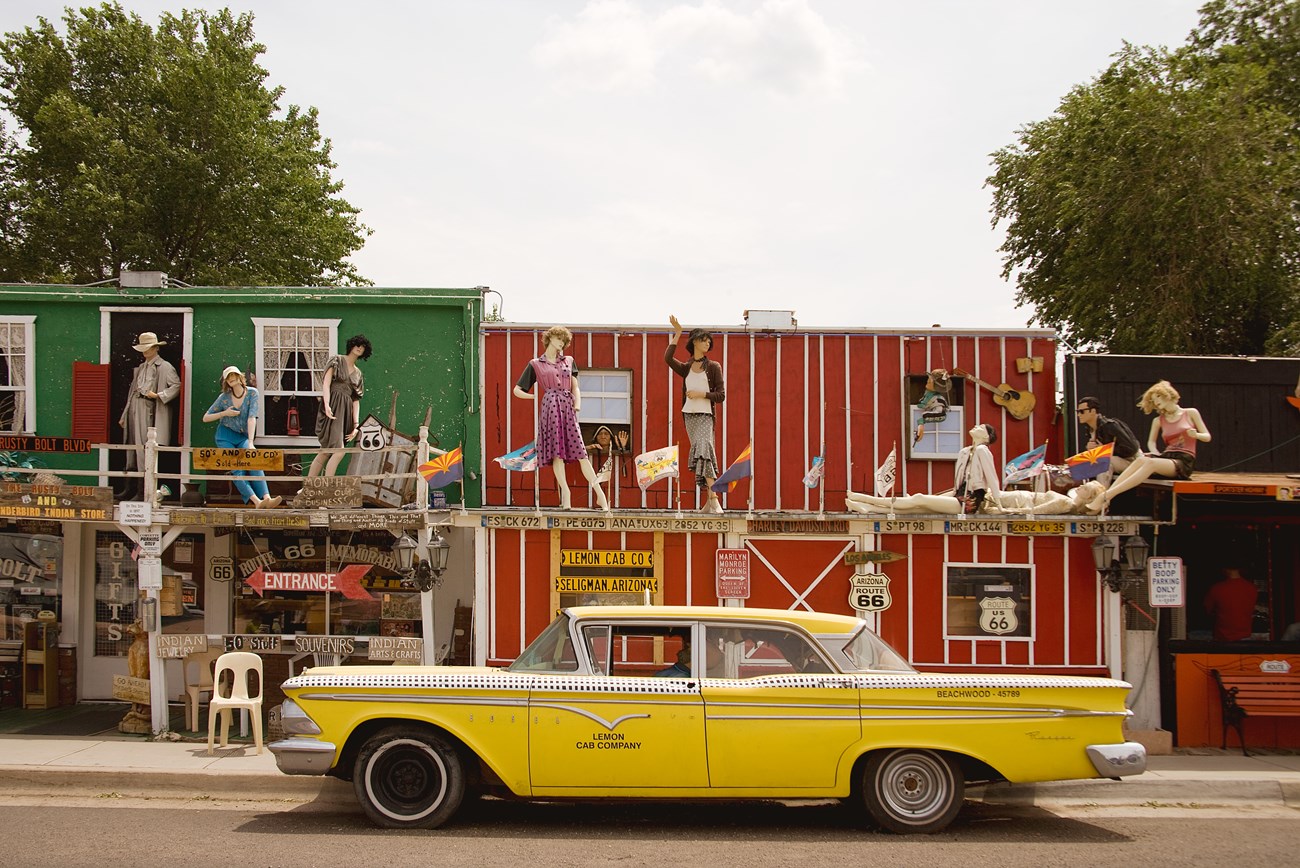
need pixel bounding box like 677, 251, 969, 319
1066, 442, 1113, 481
419, 446, 464, 489
711, 441, 753, 494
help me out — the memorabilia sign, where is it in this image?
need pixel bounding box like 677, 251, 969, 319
157, 634, 209, 659
560, 549, 653, 568
849, 572, 892, 613
193, 447, 284, 471
844, 550, 906, 565
368, 636, 423, 661
1147, 557, 1185, 607
292, 475, 362, 509
245, 564, 374, 600
0, 435, 92, 453
0, 482, 113, 521
715, 548, 751, 599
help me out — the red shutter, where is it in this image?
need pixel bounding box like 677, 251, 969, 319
71, 362, 112, 442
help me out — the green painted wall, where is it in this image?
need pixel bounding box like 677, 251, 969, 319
0, 285, 483, 506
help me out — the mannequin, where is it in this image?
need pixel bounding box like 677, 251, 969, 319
308, 334, 370, 478
846, 424, 1002, 514
513, 326, 610, 511
1087, 380, 1210, 513
665, 315, 725, 513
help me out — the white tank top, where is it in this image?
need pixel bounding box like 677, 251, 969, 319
683, 368, 711, 413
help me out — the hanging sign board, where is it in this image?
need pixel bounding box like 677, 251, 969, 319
0, 435, 93, 453
137, 556, 163, 590
715, 548, 751, 599
1147, 557, 1185, 607
560, 549, 653, 568
138, 531, 162, 557
0, 482, 113, 521
193, 447, 284, 471
119, 500, 153, 526
844, 550, 906, 565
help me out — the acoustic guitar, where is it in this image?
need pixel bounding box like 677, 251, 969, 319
952, 369, 1036, 420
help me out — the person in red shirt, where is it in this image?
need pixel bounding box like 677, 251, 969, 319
1203, 567, 1258, 642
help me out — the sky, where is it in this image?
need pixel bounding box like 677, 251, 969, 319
1, 1, 1210, 332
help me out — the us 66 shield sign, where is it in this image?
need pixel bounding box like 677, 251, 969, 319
849, 572, 892, 613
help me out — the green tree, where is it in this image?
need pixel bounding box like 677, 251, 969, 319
988, 2, 1300, 355
0, 3, 370, 286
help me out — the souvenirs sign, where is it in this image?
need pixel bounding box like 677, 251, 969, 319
245, 565, 374, 600
0, 435, 92, 453
0, 482, 112, 521
193, 447, 284, 471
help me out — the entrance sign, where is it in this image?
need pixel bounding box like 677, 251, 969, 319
1147, 557, 1185, 607
245, 565, 374, 600
715, 548, 751, 599
849, 572, 892, 613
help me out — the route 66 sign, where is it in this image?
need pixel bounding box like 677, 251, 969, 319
358, 421, 387, 452
849, 572, 892, 613
978, 596, 1019, 635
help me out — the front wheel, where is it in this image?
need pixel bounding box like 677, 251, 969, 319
861, 749, 964, 834
353, 727, 466, 829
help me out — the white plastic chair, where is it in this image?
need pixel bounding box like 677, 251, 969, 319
180, 647, 222, 732
206, 651, 264, 755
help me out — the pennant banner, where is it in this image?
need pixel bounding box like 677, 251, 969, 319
711, 441, 753, 494
494, 441, 538, 472
1066, 442, 1114, 481
874, 447, 897, 497
802, 455, 825, 488
1003, 443, 1047, 486
419, 446, 463, 490
635, 445, 679, 490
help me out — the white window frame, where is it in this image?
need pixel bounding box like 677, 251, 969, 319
576, 368, 632, 426
942, 561, 1036, 642
909, 406, 966, 460
252, 317, 340, 446
0, 316, 36, 433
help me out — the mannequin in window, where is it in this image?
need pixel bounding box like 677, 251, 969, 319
513, 326, 610, 511
307, 334, 370, 478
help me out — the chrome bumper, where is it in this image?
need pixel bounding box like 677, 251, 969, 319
268, 737, 337, 776
1086, 741, 1147, 778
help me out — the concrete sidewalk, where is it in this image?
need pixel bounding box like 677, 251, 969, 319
0, 733, 1297, 812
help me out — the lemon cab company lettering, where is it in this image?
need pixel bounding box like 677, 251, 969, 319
555, 576, 660, 594
575, 732, 642, 750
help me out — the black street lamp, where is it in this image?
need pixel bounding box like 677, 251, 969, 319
393, 531, 451, 593
1091, 534, 1151, 593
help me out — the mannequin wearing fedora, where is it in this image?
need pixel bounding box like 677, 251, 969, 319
118, 332, 179, 500
203, 366, 282, 509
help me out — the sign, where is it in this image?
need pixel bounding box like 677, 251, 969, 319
844, 550, 906, 565
292, 476, 362, 509
138, 531, 162, 556
137, 556, 163, 590
555, 576, 659, 594
209, 556, 235, 583
329, 511, 426, 531
550, 514, 731, 532
715, 548, 751, 599
871, 519, 934, 534
111, 674, 151, 704
978, 596, 1019, 635
0, 435, 93, 453
849, 572, 892, 613
193, 447, 284, 471
245, 565, 374, 600
243, 511, 311, 529
168, 509, 235, 526
1147, 556, 1185, 607
357, 421, 386, 452
1006, 520, 1068, 535
0, 482, 113, 521
1070, 521, 1137, 536
224, 634, 282, 652
1260, 659, 1292, 673
560, 549, 654, 568
157, 635, 209, 659
295, 635, 356, 656
119, 500, 153, 526
749, 519, 848, 534
368, 636, 423, 661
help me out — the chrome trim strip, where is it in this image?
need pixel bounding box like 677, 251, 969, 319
530, 703, 651, 731
708, 714, 863, 721
704, 701, 861, 710
298, 692, 529, 707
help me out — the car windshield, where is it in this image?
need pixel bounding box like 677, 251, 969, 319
507, 613, 580, 673
836, 625, 915, 673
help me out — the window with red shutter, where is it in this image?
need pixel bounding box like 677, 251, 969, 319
71, 361, 112, 442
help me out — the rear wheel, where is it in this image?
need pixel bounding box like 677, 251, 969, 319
861, 749, 964, 834
353, 727, 465, 829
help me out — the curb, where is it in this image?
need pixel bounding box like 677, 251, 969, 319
0, 766, 355, 807
974, 778, 1299, 809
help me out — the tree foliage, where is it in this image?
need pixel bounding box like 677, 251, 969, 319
0, 3, 370, 286
988, 0, 1300, 355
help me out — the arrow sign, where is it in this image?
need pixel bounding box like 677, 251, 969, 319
844, 550, 907, 565
245, 564, 374, 600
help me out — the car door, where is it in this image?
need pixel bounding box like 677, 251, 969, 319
528, 619, 709, 791
700, 623, 861, 790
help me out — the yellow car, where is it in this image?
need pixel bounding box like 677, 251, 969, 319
270, 605, 1145, 833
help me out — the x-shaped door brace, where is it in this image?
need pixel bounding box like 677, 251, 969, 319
744, 538, 855, 611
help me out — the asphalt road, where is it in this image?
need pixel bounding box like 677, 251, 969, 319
1, 796, 1296, 867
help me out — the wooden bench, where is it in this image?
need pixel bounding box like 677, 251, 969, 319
1211, 669, 1300, 756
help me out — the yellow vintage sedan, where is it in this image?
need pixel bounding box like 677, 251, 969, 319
269, 606, 1145, 833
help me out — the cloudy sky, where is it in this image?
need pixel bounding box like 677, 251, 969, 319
2, 1, 1208, 332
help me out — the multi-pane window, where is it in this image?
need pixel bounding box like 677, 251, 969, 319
944, 563, 1034, 640
906, 372, 965, 460
252, 318, 339, 443
0, 317, 35, 433
576, 369, 632, 426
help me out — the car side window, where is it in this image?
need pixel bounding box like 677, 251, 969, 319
706, 625, 831, 678
507, 614, 579, 673
582, 624, 690, 677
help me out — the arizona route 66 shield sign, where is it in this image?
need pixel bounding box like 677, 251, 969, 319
978, 596, 1019, 635
357, 420, 387, 452
849, 572, 892, 613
